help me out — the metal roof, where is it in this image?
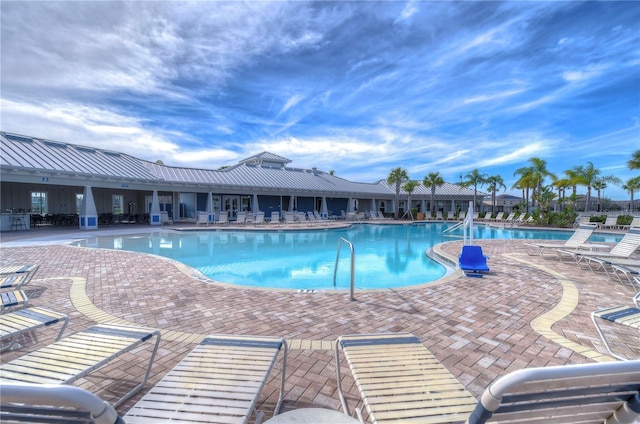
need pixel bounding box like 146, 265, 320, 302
0, 131, 481, 198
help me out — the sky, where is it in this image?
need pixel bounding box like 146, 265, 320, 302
1, 1, 639, 201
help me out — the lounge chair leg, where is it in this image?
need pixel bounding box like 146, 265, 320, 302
112, 329, 162, 408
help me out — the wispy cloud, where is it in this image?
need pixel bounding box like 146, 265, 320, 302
1, 1, 638, 199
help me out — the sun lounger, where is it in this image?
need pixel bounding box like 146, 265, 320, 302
216, 211, 229, 225
611, 264, 640, 288
557, 227, 640, 264
0, 323, 160, 408
335, 332, 477, 423
336, 332, 640, 424
523, 223, 599, 257
0, 383, 123, 424
0, 306, 68, 352
591, 293, 640, 361
600, 215, 621, 230
124, 334, 288, 424
0, 267, 39, 291
0, 264, 39, 275
1, 289, 29, 313
468, 359, 640, 423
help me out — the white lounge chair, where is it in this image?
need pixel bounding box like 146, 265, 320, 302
523, 223, 599, 257
336, 332, 640, 424
196, 211, 209, 226
557, 227, 640, 267
124, 334, 288, 423
0, 307, 68, 352
0, 323, 160, 407
234, 211, 246, 225
335, 333, 477, 423
269, 211, 280, 224
0, 266, 38, 290
591, 292, 640, 360
216, 211, 229, 225
254, 211, 265, 225
600, 215, 620, 230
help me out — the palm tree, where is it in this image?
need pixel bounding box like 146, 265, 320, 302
628, 150, 640, 170
622, 176, 640, 213
402, 180, 420, 219
422, 172, 445, 217
528, 157, 556, 206
592, 179, 607, 212
485, 175, 506, 213
572, 162, 602, 212
551, 178, 571, 212
512, 166, 534, 211
461, 169, 487, 213
387, 167, 409, 219
533, 186, 557, 224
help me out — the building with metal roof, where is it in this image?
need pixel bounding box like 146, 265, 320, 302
0, 131, 480, 229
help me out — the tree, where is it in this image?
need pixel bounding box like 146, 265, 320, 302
387, 167, 409, 219
460, 169, 487, 213
551, 178, 571, 212
527, 157, 556, 207
573, 162, 601, 212
402, 180, 420, 219
532, 186, 557, 224
592, 179, 607, 212
628, 150, 640, 170
513, 166, 535, 211
622, 176, 640, 212
422, 172, 445, 217
485, 174, 506, 214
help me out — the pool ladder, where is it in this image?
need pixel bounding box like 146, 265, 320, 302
334, 237, 356, 301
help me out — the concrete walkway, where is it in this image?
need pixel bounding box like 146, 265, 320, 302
1, 224, 638, 422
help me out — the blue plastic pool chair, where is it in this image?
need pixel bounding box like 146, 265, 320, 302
459, 245, 490, 273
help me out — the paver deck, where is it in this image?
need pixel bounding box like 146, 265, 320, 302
1, 223, 638, 422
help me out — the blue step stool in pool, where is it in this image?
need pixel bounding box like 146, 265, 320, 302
459, 245, 490, 275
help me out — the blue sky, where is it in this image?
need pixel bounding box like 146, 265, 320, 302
2, 1, 638, 200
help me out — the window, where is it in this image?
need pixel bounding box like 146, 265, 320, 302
76, 194, 83, 214
112, 194, 123, 215
31, 191, 48, 214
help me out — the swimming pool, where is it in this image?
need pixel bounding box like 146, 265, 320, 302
72, 223, 621, 291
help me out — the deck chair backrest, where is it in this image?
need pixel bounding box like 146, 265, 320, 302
335, 333, 477, 423
254, 212, 265, 224
564, 223, 598, 247
124, 334, 288, 424
0, 382, 123, 424
603, 216, 618, 226
468, 359, 640, 424
217, 211, 228, 224
0, 323, 160, 408
610, 227, 640, 257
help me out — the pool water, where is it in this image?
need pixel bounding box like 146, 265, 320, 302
72, 223, 621, 290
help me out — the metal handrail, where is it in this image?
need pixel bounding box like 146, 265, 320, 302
334, 237, 356, 301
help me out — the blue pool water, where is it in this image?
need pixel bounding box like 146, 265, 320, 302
72, 223, 621, 290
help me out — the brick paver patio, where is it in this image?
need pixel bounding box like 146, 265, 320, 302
1, 223, 638, 422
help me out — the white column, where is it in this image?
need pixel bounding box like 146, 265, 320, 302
79, 186, 98, 230
149, 190, 161, 225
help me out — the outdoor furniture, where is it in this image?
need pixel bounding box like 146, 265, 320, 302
0, 264, 39, 275
124, 334, 288, 424
591, 292, 640, 361
0, 323, 161, 408
1, 290, 29, 313
459, 245, 490, 273
468, 359, 640, 423
335, 333, 477, 423
557, 227, 640, 265
0, 306, 68, 352
522, 223, 599, 257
